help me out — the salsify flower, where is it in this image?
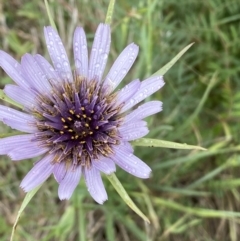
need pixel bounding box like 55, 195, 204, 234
0, 23, 164, 204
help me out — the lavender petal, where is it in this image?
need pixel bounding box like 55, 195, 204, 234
21, 54, 52, 94
118, 121, 149, 141
120, 75, 164, 113
4, 84, 37, 110
8, 145, 48, 161
111, 146, 151, 178
44, 26, 73, 82
73, 27, 88, 78
103, 43, 139, 93
83, 166, 108, 204
116, 79, 141, 105
124, 101, 163, 123
20, 154, 55, 192
88, 24, 111, 81
92, 157, 116, 174
0, 134, 35, 155
0, 50, 29, 89
58, 165, 82, 200
53, 162, 67, 183
34, 54, 61, 82
0, 105, 37, 133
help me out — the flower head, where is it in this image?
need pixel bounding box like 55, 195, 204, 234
0, 24, 164, 204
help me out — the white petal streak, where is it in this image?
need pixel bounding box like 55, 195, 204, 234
112, 146, 151, 178
44, 26, 73, 82
121, 75, 164, 113
0, 50, 29, 89
88, 24, 111, 81
104, 43, 139, 93
92, 157, 116, 174
58, 165, 81, 200
84, 166, 108, 204
73, 27, 88, 78
4, 84, 37, 109
124, 101, 162, 123
20, 154, 55, 192
119, 121, 149, 141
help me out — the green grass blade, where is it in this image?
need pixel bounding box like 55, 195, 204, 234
0, 89, 23, 109
154, 197, 240, 218
10, 185, 42, 241
131, 138, 206, 150
106, 173, 150, 223
44, 0, 57, 29
151, 43, 194, 76
105, 0, 115, 25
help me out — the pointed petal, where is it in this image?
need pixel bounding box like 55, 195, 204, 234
83, 166, 108, 204
0, 134, 35, 155
58, 165, 81, 200
118, 121, 149, 141
34, 54, 61, 82
93, 157, 116, 174
0, 50, 29, 89
4, 84, 37, 110
44, 26, 73, 82
0, 105, 37, 132
2, 118, 37, 133
8, 145, 48, 161
21, 54, 52, 94
20, 154, 55, 192
124, 101, 162, 123
88, 24, 111, 81
73, 27, 88, 78
111, 146, 151, 178
120, 75, 164, 113
116, 79, 141, 105
103, 43, 139, 93
53, 162, 67, 183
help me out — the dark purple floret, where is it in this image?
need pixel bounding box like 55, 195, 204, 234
33, 76, 123, 167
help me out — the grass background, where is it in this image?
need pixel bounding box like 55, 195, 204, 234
1, 0, 240, 240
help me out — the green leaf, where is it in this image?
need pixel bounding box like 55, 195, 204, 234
105, 0, 116, 25
10, 185, 42, 241
151, 43, 194, 76
131, 138, 206, 150
0, 89, 23, 109
106, 173, 150, 223
44, 0, 57, 30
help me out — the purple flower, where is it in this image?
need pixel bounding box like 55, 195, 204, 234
0, 24, 164, 204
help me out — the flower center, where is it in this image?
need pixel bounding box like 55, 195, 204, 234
33, 76, 123, 167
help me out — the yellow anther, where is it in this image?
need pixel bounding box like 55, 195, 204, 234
68, 129, 73, 132
61, 118, 66, 123
60, 131, 64, 134
83, 114, 87, 118
69, 109, 75, 115
67, 117, 73, 121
